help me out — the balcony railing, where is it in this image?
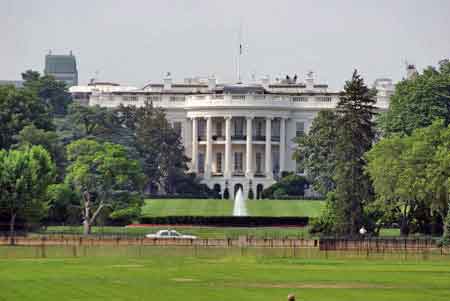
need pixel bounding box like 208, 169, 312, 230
271, 136, 280, 142
231, 135, 246, 140
212, 135, 225, 141
253, 135, 265, 141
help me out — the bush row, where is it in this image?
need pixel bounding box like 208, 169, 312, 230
138, 216, 309, 227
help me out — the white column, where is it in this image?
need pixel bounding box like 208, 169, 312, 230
265, 117, 272, 178
246, 116, 253, 177
205, 116, 212, 179
224, 116, 232, 178
191, 117, 198, 173
279, 117, 286, 176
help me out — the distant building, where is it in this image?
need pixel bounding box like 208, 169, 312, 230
44, 51, 78, 87
0, 80, 23, 88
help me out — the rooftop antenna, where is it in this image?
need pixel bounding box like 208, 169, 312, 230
237, 22, 243, 83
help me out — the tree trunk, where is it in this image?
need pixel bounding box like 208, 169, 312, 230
9, 213, 17, 245
83, 220, 91, 236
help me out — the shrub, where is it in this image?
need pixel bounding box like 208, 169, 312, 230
223, 188, 230, 199
263, 174, 309, 199
309, 191, 337, 234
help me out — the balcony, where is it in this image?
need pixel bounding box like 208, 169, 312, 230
231, 135, 246, 140
253, 135, 265, 141
232, 171, 245, 177
271, 136, 280, 142
212, 135, 225, 141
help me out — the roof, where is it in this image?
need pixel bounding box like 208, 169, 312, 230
223, 84, 265, 94
45, 54, 77, 74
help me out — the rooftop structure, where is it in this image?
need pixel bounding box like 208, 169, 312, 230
44, 51, 78, 87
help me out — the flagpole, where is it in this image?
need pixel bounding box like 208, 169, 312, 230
237, 23, 242, 83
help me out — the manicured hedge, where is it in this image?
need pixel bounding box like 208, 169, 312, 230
138, 216, 309, 227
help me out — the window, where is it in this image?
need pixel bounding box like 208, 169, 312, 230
255, 120, 264, 137
173, 122, 182, 136
123, 95, 138, 102
198, 153, 205, 173
198, 119, 206, 139
272, 120, 280, 137
216, 152, 222, 173
316, 96, 332, 102
296, 122, 305, 137
272, 150, 280, 174
292, 96, 308, 102
234, 118, 244, 137
146, 95, 161, 102
170, 95, 185, 102
215, 121, 223, 137
255, 152, 262, 174
234, 152, 243, 173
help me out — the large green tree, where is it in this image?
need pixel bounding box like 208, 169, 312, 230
379, 59, 450, 136
14, 124, 66, 180
22, 70, 72, 116
65, 139, 145, 235
294, 110, 339, 195
366, 120, 450, 236
116, 102, 188, 194
0, 85, 53, 149
0, 146, 55, 242
334, 70, 377, 236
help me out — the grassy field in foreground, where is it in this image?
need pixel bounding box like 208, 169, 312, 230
141, 198, 325, 217
1, 249, 449, 301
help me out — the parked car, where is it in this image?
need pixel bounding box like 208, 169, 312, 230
145, 229, 197, 239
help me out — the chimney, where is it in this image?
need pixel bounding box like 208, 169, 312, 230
163, 72, 172, 90
306, 71, 314, 90
208, 75, 216, 90
261, 75, 270, 89
406, 64, 418, 80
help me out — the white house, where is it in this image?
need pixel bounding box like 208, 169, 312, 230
70, 72, 393, 199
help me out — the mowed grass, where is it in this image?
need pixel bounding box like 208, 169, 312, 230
142, 198, 325, 217
1, 248, 450, 301
247, 199, 325, 217
43, 225, 312, 239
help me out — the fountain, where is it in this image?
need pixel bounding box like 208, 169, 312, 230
233, 188, 248, 216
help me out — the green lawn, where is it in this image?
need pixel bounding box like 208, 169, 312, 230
1, 247, 449, 301
247, 199, 325, 217
43, 225, 312, 239
142, 198, 325, 217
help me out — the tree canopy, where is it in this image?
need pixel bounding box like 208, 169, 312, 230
379, 59, 450, 136
65, 139, 146, 234
0, 85, 53, 149
333, 70, 377, 236
294, 110, 338, 195
0, 146, 55, 240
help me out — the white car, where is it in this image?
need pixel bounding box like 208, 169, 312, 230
145, 229, 197, 239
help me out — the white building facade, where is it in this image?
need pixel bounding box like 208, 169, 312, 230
70, 73, 393, 199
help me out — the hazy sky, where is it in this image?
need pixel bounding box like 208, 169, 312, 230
2, 0, 449, 89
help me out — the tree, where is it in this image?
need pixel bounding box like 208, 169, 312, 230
0, 85, 53, 149
366, 120, 450, 236
116, 102, 189, 193
294, 110, 339, 195
379, 59, 450, 136
333, 70, 377, 236
0, 146, 55, 242
22, 70, 72, 116
65, 139, 145, 235
45, 183, 80, 225
14, 125, 66, 180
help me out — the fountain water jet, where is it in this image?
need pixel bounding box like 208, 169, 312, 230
233, 188, 247, 216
